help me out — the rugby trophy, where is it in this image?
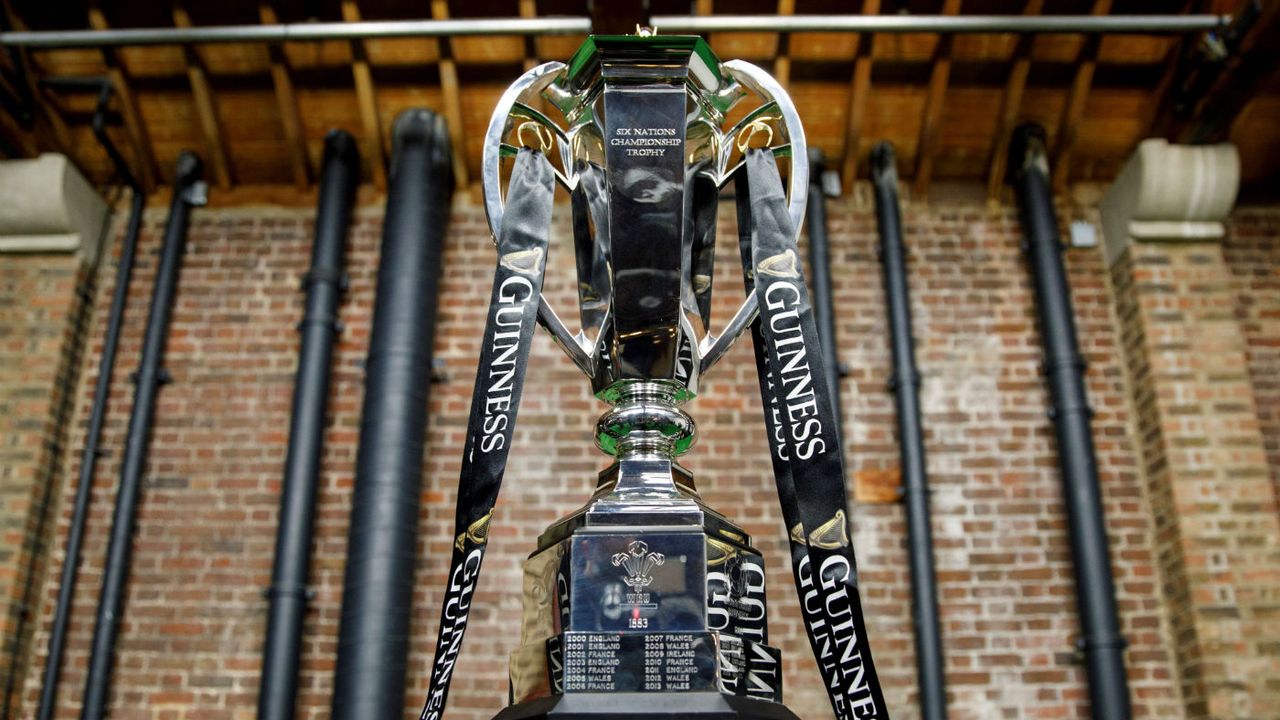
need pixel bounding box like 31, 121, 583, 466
420, 31, 887, 720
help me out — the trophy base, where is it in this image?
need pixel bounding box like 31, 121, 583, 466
492, 692, 801, 720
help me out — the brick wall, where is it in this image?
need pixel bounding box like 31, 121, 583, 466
1111, 229, 1280, 717
0, 253, 91, 718
26, 192, 1276, 719
1223, 209, 1280, 511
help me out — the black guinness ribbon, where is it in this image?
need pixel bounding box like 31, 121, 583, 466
737, 148, 890, 720
419, 148, 555, 720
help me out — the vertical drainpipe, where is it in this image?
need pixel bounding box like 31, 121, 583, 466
805, 150, 845, 445
1007, 123, 1130, 720
870, 142, 948, 720
330, 109, 452, 720
35, 79, 147, 720
258, 130, 359, 720
80, 152, 207, 720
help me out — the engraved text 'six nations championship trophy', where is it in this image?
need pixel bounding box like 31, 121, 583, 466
418, 33, 890, 720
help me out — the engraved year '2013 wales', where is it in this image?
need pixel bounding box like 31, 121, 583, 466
418, 29, 888, 720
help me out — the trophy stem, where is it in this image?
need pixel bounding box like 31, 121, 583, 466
595, 381, 696, 459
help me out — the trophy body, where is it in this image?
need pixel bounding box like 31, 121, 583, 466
482, 34, 808, 720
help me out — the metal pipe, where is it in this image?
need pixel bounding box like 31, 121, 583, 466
80, 151, 206, 720
258, 130, 359, 720
0, 16, 590, 49
1007, 123, 1130, 720
330, 109, 451, 720
652, 13, 1228, 34
871, 142, 948, 720
34, 79, 144, 720
804, 151, 844, 444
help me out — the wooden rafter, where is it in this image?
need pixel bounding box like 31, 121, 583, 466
1, 2, 77, 165
913, 0, 963, 197
259, 4, 310, 188
519, 0, 539, 71
342, 1, 386, 189
1050, 0, 1112, 191
985, 0, 1045, 203
173, 6, 233, 189
431, 0, 469, 189
773, 0, 795, 87
840, 0, 880, 188
87, 7, 157, 190
1184, 9, 1280, 143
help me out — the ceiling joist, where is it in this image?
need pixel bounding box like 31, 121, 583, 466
1050, 0, 1112, 191
913, 0, 963, 197
342, 1, 386, 189
259, 3, 310, 189
840, 0, 880, 189
87, 6, 156, 190
773, 0, 795, 87
986, 0, 1045, 202
431, 0, 469, 190
173, 6, 233, 189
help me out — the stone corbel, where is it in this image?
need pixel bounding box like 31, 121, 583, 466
1099, 138, 1240, 266
0, 153, 109, 267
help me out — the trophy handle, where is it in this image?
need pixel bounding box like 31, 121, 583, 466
481, 61, 596, 377
698, 60, 808, 376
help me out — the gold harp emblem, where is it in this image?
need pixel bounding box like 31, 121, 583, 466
808, 510, 850, 550
789, 522, 807, 546
757, 249, 800, 279
455, 510, 493, 551
706, 537, 740, 568
500, 247, 544, 276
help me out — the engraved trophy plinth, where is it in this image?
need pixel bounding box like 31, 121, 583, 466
482, 33, 808, 720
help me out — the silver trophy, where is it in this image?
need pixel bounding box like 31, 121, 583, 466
482, 33, 808, 720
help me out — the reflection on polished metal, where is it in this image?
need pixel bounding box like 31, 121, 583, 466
482, 35, 805, 720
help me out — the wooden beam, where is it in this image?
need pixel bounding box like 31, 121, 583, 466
1140, 0, 1196, 141
173, 6, 233, 189
431, 0, 469, 189
1, 2, 76, 163
985, 0, 1044, 203
0, 93, 36, 157
773, 0, 796, 87
1050, 0, 1112, 191
259, 4, 310, 188
519, 0, 538, 71
342, 1, 386, 189
840, 0, 880, 188
912, 0, 962, 197
1177, 0, 1280, 143
88, 7, 157, 191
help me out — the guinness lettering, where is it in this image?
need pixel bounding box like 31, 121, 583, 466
478, 276, 535, 454
419, 148, 554, 720
763, 281, 828, 461
743, 144, 889, 719
422, 548, 484, 720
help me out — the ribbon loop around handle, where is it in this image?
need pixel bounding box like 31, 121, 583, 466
737, 147, 891, 720
419, 148, 556, 720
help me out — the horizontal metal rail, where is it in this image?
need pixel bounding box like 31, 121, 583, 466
0, 13, 1228, 49
651, 14, 1228, 34
0, 16, 591, 48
